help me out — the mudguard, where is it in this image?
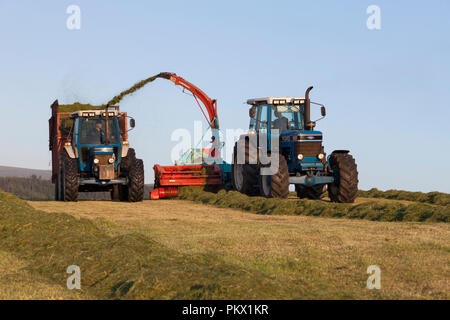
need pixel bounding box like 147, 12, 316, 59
64, 145, 77, 159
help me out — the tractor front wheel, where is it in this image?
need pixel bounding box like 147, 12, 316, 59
328, 152, 358, 203
127, 158, 144, 202
61, 152, 79, 202
120, 148, 136, 175
259, 154, 289, 198
231, 143, 259, 196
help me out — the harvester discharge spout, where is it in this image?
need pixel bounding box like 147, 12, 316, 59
150, 72, 231, 199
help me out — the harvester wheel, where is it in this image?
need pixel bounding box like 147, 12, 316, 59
61, 152, 79, 202
259, 154, 289, 198
296, 184, 327, 200
328, 152, 358, 203
127, 158, 144, 202
232, 143, 259, 195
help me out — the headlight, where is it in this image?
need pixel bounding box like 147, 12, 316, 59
93, 158, 99, 164
317, 153, 325, 160
297, 154, 304, 160
108, 158, 114, 164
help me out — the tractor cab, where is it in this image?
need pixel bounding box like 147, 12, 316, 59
50, 100, 144, 202
67, 109, 130, 182
233, 86, 357, 203
246, 97, 327, 174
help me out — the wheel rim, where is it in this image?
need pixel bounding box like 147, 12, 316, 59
234, 164, 244, 191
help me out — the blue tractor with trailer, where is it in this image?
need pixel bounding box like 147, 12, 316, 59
49, 101, 145, 202
231, 87, 358, 202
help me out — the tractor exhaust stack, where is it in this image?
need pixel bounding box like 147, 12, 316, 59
304, 86, 313, 131
105, 104, 110, 145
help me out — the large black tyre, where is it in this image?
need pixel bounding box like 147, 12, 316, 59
120, 148, 136, 175
128, 158, 144, 202
259, 154, 289, 198
296, 184, 326, 200
231, 142, 259, 196
328, 152, 358, 203
61, 152, 79, 202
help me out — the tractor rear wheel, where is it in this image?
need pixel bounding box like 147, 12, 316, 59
232, 143, 259, 195
127, 158, 144, 202
328, 152, 358, 203
61, 152, 79, 202
259, 154, 289, 198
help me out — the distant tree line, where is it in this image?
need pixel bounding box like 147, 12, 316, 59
0, 176, 54, 200
0, 176, 153, 201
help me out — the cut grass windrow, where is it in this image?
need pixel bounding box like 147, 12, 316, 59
178, 187, 450, 223
357, 188, 450, 207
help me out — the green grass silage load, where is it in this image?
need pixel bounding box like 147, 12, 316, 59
0, 191, 296, 299
57, 103, 105, 113
178, 187, 449, 223
58, 74, 160, 114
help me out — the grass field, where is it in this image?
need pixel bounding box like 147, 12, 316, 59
17, 193, 450, 299
0, 188, 448, 299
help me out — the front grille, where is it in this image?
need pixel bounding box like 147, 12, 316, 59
294, 142, 322, 157
99, 165, 115, 180
94, 154, 112, 166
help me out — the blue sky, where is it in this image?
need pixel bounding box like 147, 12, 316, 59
0, 0, 449, 192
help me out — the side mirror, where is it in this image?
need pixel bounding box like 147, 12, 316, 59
130, 118, 135, 128
249, 107, 256, 118
321, 106, 326, 117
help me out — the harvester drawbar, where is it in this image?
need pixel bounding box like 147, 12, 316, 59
150, 73, 231, 199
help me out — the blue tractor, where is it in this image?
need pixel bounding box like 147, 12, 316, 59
50, 102, 145, 202
231, 87, 358, 202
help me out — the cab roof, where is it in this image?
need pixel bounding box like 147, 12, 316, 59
247, 97, 305, 105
